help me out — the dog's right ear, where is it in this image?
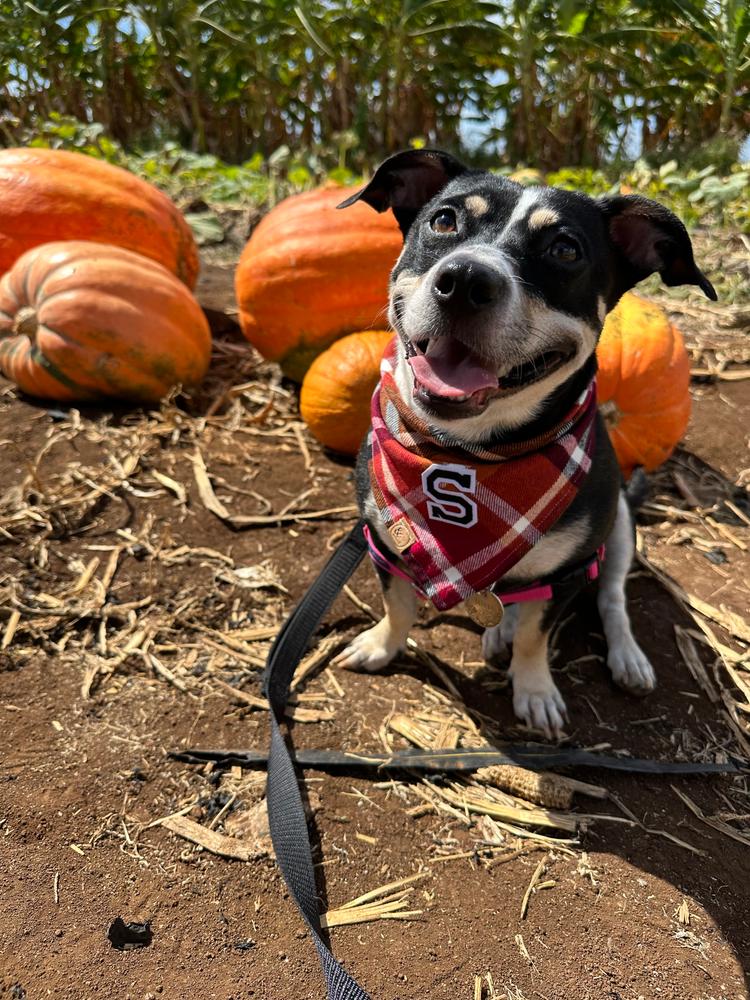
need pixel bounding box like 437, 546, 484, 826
338, 149, 468, 236
598, 194, 717, 303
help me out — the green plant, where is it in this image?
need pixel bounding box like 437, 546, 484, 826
0, 1, 746, 170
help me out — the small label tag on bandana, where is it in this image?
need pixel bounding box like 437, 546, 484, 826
389, 519, 417, 553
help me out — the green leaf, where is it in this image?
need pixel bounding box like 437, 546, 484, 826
659, 160, 679, 178
243, 154, 265, 172
287, 164, 312, 186
565, 10, 589, 36
268, 145, 291, 168
184, 212, 225, 246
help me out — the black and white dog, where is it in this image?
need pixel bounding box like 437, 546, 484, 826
332, 149, 716, 738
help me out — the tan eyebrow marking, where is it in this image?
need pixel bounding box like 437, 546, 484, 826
465, 195, 490, 217
528, 207, 560, 230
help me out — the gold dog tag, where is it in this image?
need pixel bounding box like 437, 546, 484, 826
461, 590, 504, 628
388, 519, 417, 553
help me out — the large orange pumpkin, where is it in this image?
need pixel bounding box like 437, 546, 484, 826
298, 295, 691, 474
0, 241, 211, 403
300, 330, 393, 454
0, 148, 199, 288
235, 185, 402, 382
597, 292, 691, 476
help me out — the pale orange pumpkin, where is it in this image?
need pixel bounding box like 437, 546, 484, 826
0, 241, 211, 403
597, 292, 691, 476
235, 186, 402, 382
298, 295, 691, 474
300, 330, 393, 454
0, 147, 199, 287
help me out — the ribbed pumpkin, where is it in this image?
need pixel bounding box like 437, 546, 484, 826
235, 185, 402, 382
597, 292, 691, 476
0, 148, 199, 288
300, 330, 393, 454
0, 241, 211, 403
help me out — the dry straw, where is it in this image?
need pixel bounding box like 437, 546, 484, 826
322, 872, 429, 928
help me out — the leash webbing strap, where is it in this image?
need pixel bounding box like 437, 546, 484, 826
173, 746, 738, 776
263, 520, 370, 1000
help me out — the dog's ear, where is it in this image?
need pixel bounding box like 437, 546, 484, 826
338, 149, 468, 235
598, 194, 716, 303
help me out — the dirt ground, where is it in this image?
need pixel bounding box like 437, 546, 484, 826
1, 250, 749, 1000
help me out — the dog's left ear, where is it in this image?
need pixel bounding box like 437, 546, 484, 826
338, 149, 468, 236
598, 194, 717, 302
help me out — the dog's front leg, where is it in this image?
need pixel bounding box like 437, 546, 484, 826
482, 604, 519, 664
598, 492, 656, 693
333, 572, 417, 672
509, 601, 567, 739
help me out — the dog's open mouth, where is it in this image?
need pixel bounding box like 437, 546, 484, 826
407, 336, 575, 414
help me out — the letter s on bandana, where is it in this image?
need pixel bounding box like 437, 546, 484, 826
421, 464, 478, 527
368, 339, 598, 611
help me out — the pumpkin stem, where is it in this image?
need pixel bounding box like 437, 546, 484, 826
13, 307, 38, 341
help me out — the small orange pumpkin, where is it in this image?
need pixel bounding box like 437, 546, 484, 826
300, 330, 393, 454
0, 148, 199, 287
597, 292, 691, 476
0, 241, 211, 403
235, 186, 402, 382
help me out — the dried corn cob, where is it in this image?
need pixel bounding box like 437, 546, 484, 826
476, 765, 574, 810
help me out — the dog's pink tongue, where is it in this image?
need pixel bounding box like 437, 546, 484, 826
409, 339, 497, 399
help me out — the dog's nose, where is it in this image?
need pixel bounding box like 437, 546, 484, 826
432, 257, 505, 312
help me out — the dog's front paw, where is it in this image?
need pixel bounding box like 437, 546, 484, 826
608, 637, 656, 694
331, 623, 403, 673
512, 675, 568, 739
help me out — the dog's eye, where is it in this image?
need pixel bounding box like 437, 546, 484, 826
431, 209, 457, 234
547, 235, 581, 262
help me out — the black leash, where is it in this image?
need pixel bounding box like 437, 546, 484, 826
262, 519, 371, 1000
172, 746, 738, 776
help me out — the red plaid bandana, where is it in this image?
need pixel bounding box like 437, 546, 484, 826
368, 341, 597, 611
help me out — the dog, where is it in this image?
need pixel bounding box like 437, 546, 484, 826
331, 149, 716, 738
